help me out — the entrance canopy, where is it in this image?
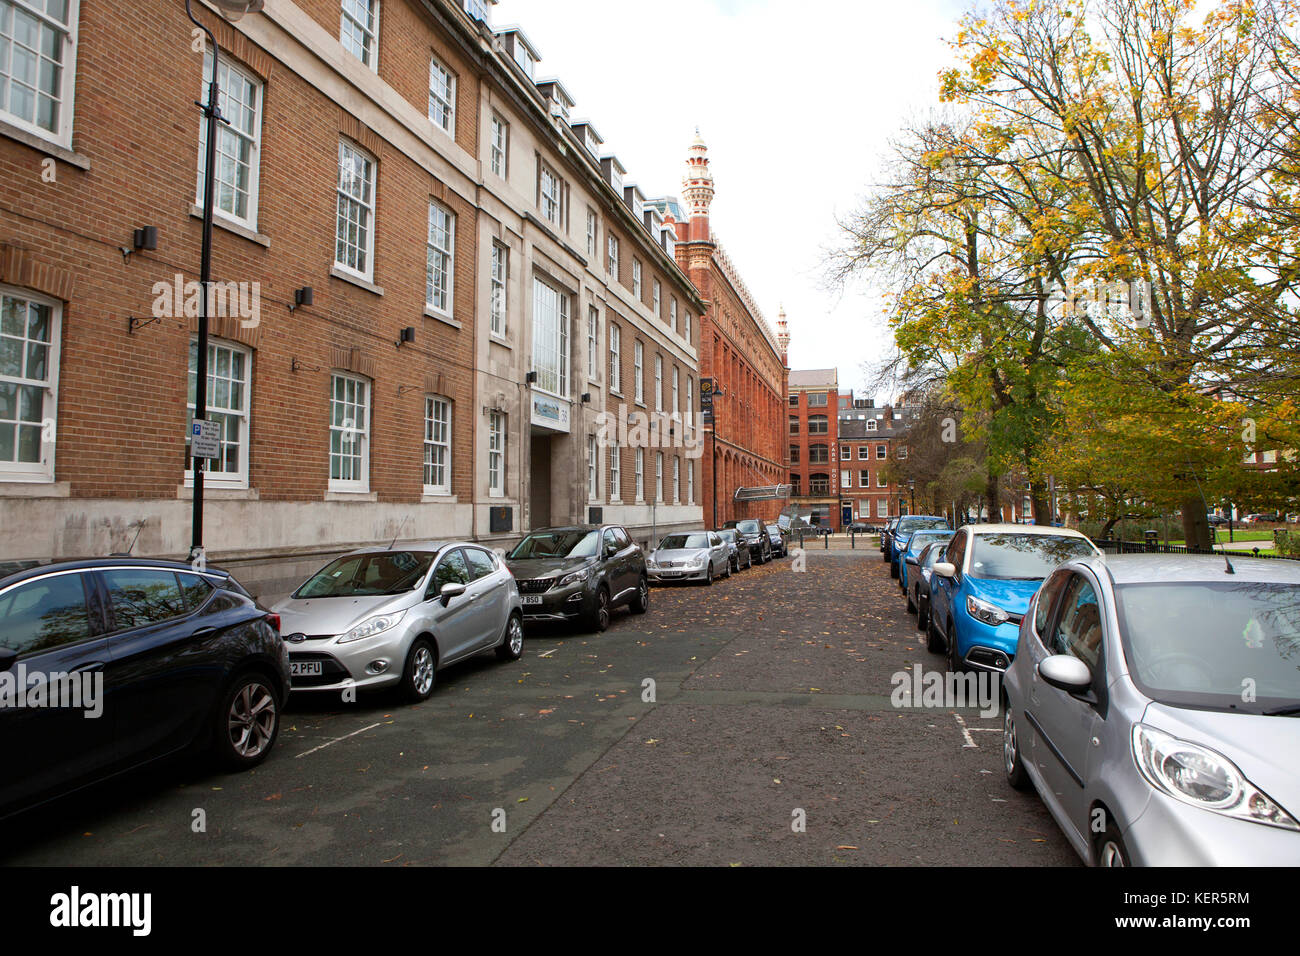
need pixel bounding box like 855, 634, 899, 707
733, 484, 791, 501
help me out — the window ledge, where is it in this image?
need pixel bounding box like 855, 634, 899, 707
325, 490, 377, 501
0, 479, 69, 498
330, 266, 384, 296
421, 492, 457, 503
188, 206, 270, 248
0, 120, 89, 169
489, 333, 511, 349
424, 308, 461, 329
177, 484, 259, 500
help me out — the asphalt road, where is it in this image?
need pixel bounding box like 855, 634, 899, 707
1, 549, 1078, 866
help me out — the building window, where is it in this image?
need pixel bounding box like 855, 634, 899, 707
877, 499, 887, 518
632, 259, 642, 299
335, 140, 375, 279
867, 419, 878, 431
633, 340, 644, 404
490, 113, 508, 176
877, 473, 887, 487
587, 305, 598, 379
186, 338, 249, 487
876, 444, 887, 459
687, 456, 694, 503
586, 208, 597, 257
809, 444, 829, 465
587, 434, 598, 501
329, 372, 370, 492
808, 392, 828, 407
840, 445, 851, 460
789, 394, 798, 407
841, 470, 851, 490
686, 376, 693, 429
809, 473, 830, 495
672, 366, 679, 417
898, 445, 908, 459
808, 415, 828, 434
426, 201, 454, 315
858, 446, 869, 460
859, 469, 869, 487
488, 410, 505, 496
609, 441, 621, 501
428, 54, 455, 133
197, 50, 261, 229
789, 444, 799, 465
423, 395, 451, 494
655, 451, 663, 502
652, 279, 661, 317
789, 415, 799, 434
0, 287, 58, 481
653, 354, 663, 412
539, 163, 560, 223
670, 298, 677, 332
340, 0, 379, 69
672, 456, 680, 502
607, 235, 619, 276
684, 311, 691, 342
489, 241, 507, 335
635, 447, 644, 501
609, 322, 621, 393
1, 0, 76, 144
531, 277, 569, 396
790, 474, 801, 496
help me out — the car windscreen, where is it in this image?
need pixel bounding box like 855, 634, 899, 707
907, 532, 953, 557
659, 533, 710, 550
734, 520, 760, 533
967, 534, 1098, 579
1115, 581, 1300, 713
294, 551, 436, 598
718, 530, 737, 542
508, 530, 600, 559
897, 517, 948, 536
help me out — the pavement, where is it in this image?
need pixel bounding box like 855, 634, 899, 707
0, 548, 1077, 866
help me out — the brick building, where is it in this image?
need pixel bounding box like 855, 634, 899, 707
836, 394, 920, 524
0, 0, 704, 595
650, 133, 788, 529
787, 368, 840, 529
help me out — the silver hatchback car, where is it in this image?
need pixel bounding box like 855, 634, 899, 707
1002, 553, 1300, 865
272, 541, 523, 702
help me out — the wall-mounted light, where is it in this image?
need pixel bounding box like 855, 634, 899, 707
120, 226, 158, 261
581, 392, 591, 404
288, 286, 313, 313
396, 326, 415, 348
525, 370, 538, 384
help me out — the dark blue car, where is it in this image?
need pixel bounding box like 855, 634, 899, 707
888, 516, 951, 579
0, 557, 290, 819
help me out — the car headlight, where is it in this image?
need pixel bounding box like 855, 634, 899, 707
338, 609, 406, 644
691, 554, 708, 567
1131, 724, 1299, 831
558, 566, 592, 588
966, 595, 1009, 626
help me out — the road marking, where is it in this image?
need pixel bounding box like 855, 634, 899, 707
295, 721, 383, 759
538, 648, 559, 658
953, 714, 978, 748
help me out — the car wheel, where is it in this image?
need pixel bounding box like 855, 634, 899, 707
214, 671, 281, 771
630, 575, 650, 614
946, 618, 964, 672
890, 562, 899, 579
926, 611, 944, 653
496, 614, 524, 661
401, 637, 438, 702
724, 560, 732, 578
917, 597, 929, 633
1093, 818, 1130, 867
704, 562, 714, 585
588, 586, 611, 631
906, 590, 916, 614
1003, 701, 1031, 791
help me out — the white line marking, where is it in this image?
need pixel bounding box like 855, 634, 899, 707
538, 648, 558, 658
295, 721, 383, 759
954, 714, 978, 748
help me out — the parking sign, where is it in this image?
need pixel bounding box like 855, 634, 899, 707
190, 419, 221, 460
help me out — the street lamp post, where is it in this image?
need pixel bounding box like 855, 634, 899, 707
908, 478, 915, 515
186, 0, 265, 561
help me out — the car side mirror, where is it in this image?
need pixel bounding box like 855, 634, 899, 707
439, 581, 466, 605
0, 647, 15, 673
1038, 654, 1092, 693
933, 562, 957, 578
905, 556, 919, 566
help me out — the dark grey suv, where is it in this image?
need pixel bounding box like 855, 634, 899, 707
724, 518, 773, 564
505, 525, 648, 632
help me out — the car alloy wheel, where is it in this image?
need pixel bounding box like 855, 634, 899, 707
631, 576, 650, 614
1097, 839, 1127, 867
227, 678, 278, 760
591, 587, 611, 631
1003, 703, 1031, 790
946, 619, 964, 673
704, 562, 714, 585
497, 614, 524, 660
404, 639, 437, 701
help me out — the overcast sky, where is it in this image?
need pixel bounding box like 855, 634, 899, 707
492, 0, 968, 401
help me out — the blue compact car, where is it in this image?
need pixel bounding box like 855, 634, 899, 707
888, 516, 950, 579
927, 524, 1100, 672
898, 529, 954, 596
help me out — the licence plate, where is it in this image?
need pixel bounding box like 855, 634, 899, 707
522, 595, 543, 605
290, 661, 323, 677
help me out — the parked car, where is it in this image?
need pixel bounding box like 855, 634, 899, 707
928, 523, 1100, 673
724, 518, 773, 563
911, 542, 947, 638
504, 526, 647, 632
766, 524, 789, 557
717, 528, 752, 572
1206, 512, 1228, 527
1003, 553, 1300, 865
888, 515, 951, 578
0, 558, 290, 820
275, 542, 523, 702
647, 531, 731, 585
900, 529, 955, 603
880, 517, 900, 559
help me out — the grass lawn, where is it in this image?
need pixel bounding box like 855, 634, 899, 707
1168, 529, 1277, 546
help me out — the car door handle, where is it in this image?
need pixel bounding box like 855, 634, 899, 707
191, 626, 218, 639
70, 661, 106, 673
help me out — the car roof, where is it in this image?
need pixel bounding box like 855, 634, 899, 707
0, 556, 232, 590
963, 523, 1090, 537
346, 540, 458, 555
1085, 552, 1300, 586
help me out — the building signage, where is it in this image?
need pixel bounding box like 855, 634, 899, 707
190, 419, 221, 460
530, 394, 571, 433
699, 377, 714, 426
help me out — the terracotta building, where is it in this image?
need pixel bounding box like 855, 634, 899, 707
650, 133, 788, 529
0, 0, 704, 595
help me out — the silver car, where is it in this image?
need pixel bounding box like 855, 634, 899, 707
647, 531, 730, 585
1002, 553, 1300, 865
272, 541, 523, 702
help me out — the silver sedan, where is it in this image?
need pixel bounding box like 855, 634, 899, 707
1002, 553, 1300, 865
647, 531, 731, 585
272, 541, 523, 702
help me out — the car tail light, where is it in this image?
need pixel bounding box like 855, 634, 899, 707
265, 613, 281, 633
